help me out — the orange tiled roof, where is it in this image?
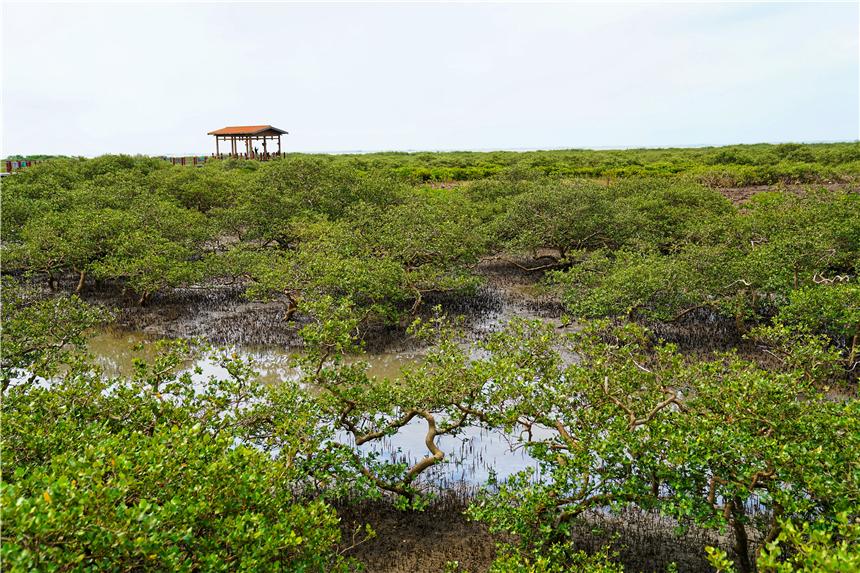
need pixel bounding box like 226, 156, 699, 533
207, 125, 287, 136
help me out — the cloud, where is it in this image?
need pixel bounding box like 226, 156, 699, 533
2, 2, 857, 155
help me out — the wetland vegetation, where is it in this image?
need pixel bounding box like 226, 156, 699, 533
2, 143, 859, 572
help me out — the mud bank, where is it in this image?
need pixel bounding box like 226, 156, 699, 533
337, 498, 753, 573
75, 256, 566, 350
337, 501, 498, 573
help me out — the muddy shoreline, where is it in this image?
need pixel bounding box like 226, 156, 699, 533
336, 497, 749, 573
59, 257, 566, 351
24, 254, 750, 357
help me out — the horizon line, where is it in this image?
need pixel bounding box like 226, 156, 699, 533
5, 139, 858, 159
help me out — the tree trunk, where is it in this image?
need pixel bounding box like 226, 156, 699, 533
734, 291, 749, 336
730, 498, 753, 573
848, 325, 859, 371
763, 503, 783, 545
734, 310, 747, 336
74, 269, 86, 294
47, 272, 57, 291
284, 298, 298, 321
410, 289, 422, 315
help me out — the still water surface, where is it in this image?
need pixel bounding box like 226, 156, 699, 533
87, 327, 543, 487
86, 275, 563, 486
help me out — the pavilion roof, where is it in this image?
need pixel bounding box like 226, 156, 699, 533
207, 125, 288, 136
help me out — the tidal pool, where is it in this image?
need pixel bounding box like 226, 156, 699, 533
87, 329, 423, 383
86, 331, 544, 487
84, 267, 564, 487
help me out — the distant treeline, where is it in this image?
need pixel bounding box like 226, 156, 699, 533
308, 141, 860, 185
4, 142, 860, 186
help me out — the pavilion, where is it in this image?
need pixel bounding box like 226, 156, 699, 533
207, 125, 288, 159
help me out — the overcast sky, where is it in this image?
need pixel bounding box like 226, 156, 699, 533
2, 1, 858, 156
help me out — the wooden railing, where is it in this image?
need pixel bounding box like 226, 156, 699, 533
4, 159, 44, 173
162, 152, 287, 165
209, 152, 287, 161
162, 156, 209, 166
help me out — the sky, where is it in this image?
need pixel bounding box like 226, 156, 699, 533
2, 1, 858, 156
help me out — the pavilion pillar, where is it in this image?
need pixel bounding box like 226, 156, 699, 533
216, 137, 220, 157
278, 135, 281, 155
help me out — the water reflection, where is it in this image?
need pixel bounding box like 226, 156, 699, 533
85, 271, 563, 486
88, 330, 424, 384
87, 329, 541, 485
352, 421, 548, 488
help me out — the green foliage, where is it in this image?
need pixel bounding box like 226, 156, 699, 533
550, 187, 859, 367
3, 154, 481, 323
230, 157, 402, 246
2, 279, 857, 570
3, 145, 859, 572
707, 514, 860, 573
1, 288, 363, 571
4, 148, 858, 336
312, 142, 860, 185
450, 320, 857, 571
757, 514, 860, 573
0, 278, 109, 390
487, 543, 623, 573
3, 157, 213, 299
773, 284, 860, 372
1, 426, 347, 572
91, 229, 202, 303
495, 178, 732, 257
211, 190, 484, 325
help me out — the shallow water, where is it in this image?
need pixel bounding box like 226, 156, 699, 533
88, 329, 423, 383
83, 262, 569, 486
87, 324, 546, 486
